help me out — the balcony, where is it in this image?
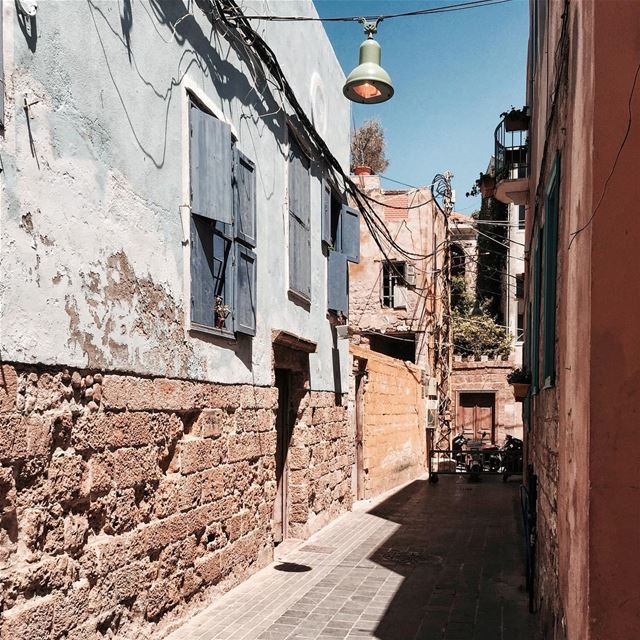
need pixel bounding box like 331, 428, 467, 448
494, 109, 529, 205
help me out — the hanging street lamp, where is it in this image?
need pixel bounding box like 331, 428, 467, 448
343, 19, 394, 104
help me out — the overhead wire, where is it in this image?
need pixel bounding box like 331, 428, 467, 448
234, 0, 513, 23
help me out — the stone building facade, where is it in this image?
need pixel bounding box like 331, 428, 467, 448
0, 1, 355, 638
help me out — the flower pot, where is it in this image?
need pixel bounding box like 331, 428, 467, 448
478, 175, 496, 199
504, 111, 530, 132
353, 165, 373, 176
511, 382, 530, 400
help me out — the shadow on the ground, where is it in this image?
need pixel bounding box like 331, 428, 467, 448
364, 476, 534, 640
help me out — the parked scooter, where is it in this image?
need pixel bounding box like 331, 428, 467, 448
464, 432, 488, 481
501, 434, 523, 482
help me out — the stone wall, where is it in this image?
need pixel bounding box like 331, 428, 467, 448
451, 356, 523, 444
0, 362, 351, 639
351, 346, 426, 498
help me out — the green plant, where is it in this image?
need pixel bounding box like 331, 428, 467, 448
350, 119, 389, 174
507, 367, 531, 384
451, 277, 512, 359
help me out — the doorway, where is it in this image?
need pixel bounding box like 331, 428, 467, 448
457, 392, 496, 443
354, 366, 366, 500
274, 369, 292, 543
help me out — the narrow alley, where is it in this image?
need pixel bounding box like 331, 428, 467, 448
167, 477, 535, 640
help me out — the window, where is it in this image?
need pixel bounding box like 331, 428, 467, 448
542, 154, 560, 387
516, 273, 524, 299
382, 261, 407, 309
189, 99, 257, 336
450, 244, 466, 277
517, 312, 525, 342
518, 205, 526, 230
288, 132, 311, 300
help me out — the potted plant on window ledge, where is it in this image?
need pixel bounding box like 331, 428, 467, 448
214, 296, 231, 330
507, 367, 531, 400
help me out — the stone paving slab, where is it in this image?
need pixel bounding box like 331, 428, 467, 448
165, 476, 538, 640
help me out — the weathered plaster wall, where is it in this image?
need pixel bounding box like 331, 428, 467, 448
451, 356, 522, 444
0, 362, 352, 639
350, 345, 426, 499
590, 2, 640, 637
0, 0, 350, 392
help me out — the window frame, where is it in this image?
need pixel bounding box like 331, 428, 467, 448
381, 260, 407, 309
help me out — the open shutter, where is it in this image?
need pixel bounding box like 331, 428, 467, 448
327, 251, 348, 315
234, 244, 257, 336
288, 136, 310, 226
234, 150, 256, 247
190, 216, 216, 328
289, 215, 311, 299
340, 205, 360, 263
190, 103, 232, 223
321, 179, 332, 246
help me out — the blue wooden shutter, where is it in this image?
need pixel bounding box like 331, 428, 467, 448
327, 251, 348, 315
234, 150, 257, 247
289, 215, 311, 298
288, 132, 311, 298
542, 154, 560, 387
321, 179, 332, 246
190, 103, 232, 223
340, 205, 360, 263
234, 244, 257, 336
190, 216, 216, 328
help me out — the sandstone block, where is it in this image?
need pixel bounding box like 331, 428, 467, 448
47, 452, 87, 503
287, 446, 309, 470
195, 551, 223, 585
179, 438, 216, 475
0, 364, 18, 413
1, 593, 58, 640
112, 446, 160, 489
228, 433, 261, 462
192, 409, 230, 438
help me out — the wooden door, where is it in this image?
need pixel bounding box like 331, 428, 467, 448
273, 369, 291, 543
355, 371, 365, 500
457, 393, 495, 442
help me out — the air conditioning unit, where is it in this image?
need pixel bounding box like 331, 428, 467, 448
405, 263, 417, 287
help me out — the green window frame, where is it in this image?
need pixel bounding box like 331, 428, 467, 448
531, 230, 542, 394
542, 154, 560, 387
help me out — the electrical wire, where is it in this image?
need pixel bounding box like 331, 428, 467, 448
568, 57, 640, 249
234, 0, 513, 23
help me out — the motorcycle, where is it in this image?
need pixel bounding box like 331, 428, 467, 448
464, 432, 489, 481
501, 434, 523, 482
452, 433, 467, 470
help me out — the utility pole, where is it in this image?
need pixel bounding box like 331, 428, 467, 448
432, 171, 454, 456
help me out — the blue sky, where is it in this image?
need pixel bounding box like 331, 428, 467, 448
314, 0, 529, 213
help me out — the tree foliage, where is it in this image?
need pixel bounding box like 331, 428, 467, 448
475, 196, 509, 322
451, 275, 512, 359
350, 119, 389, 174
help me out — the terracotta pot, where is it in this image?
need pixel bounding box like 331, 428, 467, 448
353, 165, 373, 176
511, 382, 530, 400
504, 111, 530, 132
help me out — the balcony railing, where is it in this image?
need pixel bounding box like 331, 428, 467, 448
495, 117, 528, 179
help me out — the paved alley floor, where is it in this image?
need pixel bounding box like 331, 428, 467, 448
166, 476, 537, 640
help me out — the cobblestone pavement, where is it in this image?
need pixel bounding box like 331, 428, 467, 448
166, 476, 537, 640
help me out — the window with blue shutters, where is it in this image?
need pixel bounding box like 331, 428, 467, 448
189, 98, 257, 337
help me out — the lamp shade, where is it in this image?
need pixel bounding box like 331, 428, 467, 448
343, 38, 394, 104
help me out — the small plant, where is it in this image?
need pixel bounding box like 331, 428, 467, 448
501, 106, 530, 132
507, 367, 531, 384
214, 296, 231, 329
466, 172, 496, 199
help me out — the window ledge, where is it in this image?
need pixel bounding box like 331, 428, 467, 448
288, 289, 311, 309
189, 322, 236, 342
